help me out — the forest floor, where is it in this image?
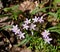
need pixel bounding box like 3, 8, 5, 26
0, 0, 60, 52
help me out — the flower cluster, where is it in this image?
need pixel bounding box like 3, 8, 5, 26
41, 30, 52, 44
11, 25, 25, 39
22, 18, 36, 31
11, 16, 52, 44
11, 16, 44, 39
32, 16, 44, 23
22, 16, 44, 30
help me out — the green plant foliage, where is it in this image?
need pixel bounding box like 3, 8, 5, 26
0, 25, 12, 30
30, 7, 49, 15
29, 37, 44, 50
57, 9, 60, 19
54, 0, 60, 3
11, 10, 23, 20
4, 5, 19, 12
48, 8, 60, 19
48, 12, 57, 18
16, 34, 32, 47
3, 5, 23, 20
47, 24, 60, 34
53, 0, 60, 8
29, 37, 58, 52
0, 0, 60, 52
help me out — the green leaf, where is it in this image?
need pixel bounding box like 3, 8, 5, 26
11, 10, 23, 20
11, 5, 19, 11
47, 24, 60, 34
48, 12, 57, 18
15, 34, 32, 47
53, 0, 60, 7
30, 7, 49, 15
4, 5, 19, 12
48, 9, 60, 19
16, 39, 27, 46
57, 9, 60, 19
54, 0, 60, 3
0, 25, 12, 30
3, 7, 12, 12
0, 14, 11, 18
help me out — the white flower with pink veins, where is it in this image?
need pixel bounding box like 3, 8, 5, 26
41, 30, 52, 44
41, 30, 50, 38
30, 23, 36, 30
38, 16, 44, 23
18, 32, 25, 39
22, 23, 29, 30
24, 18, 31, 24
11, 25, 20, 34
44, 37, 52, 44
32, 16, 39, 23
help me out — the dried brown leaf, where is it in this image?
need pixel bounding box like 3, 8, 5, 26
19, 1, 38, 12
0, 17, 8, 22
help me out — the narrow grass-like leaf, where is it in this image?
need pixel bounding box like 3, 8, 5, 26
30, 7, 49, 15
47, 24, 60, 34
0, 25, 12, 30
16, 34, 32, 47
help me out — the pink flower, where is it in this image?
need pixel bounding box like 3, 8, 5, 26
32, 16, 39, 23
18, 32, 25, 39
11, 25, 20, 34
41, 30, 52, 44
24, 18, 31, 24
38, 16, 44, 23
30, 23, 36, 30
11, 25, 18, 32
14, 29, 20, 34
22, 23, 29, 30
11, 25, 25, 39
44, 37, 52, 44
41, 30, 50, 38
